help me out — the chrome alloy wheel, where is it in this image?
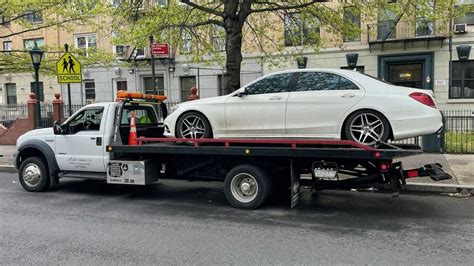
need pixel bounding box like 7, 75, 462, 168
230, 173, 258, 203
349, 113, 385, 145
22, 163, 42, 188
179, 115, 206, 138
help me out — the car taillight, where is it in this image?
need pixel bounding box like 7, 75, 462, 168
409, 92, 436, 108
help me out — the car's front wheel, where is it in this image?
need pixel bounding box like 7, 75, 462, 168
18, 156, 51, 192
344, 110, 390, 146
176, 111, 212, 138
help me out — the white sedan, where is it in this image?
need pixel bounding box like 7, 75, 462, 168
164, 69, 442, 146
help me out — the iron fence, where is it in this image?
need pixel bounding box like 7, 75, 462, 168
0, 104, 28, 128
441, 109, 474, 154
40, 104, 53, 128
63, 104, 85, 119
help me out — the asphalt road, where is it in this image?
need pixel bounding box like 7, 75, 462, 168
1, 172, 473, 265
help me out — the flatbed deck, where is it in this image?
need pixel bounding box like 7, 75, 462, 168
109, 137, 422, 160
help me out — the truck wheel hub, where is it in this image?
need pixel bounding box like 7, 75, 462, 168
23, 164, 41, 187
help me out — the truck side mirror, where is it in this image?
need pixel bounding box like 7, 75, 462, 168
53, 120, 64, 135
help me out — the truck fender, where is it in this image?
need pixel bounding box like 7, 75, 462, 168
17, 139, 60, 179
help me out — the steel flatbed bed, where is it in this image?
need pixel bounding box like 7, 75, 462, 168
109, 138, 422, 160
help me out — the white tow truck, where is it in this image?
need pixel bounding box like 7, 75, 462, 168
15, 93, 451, 209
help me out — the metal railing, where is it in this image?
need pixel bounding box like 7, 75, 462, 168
442, 109, 474, 154
0, 104, 28, 128
367, 20, 447, 43
63, 104, 86, 119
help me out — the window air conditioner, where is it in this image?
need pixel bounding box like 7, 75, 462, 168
454, 24, 467, 34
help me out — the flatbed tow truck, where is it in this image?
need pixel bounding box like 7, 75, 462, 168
15, 92, 451, 209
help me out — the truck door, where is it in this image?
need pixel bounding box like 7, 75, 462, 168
55, 106, 107, 172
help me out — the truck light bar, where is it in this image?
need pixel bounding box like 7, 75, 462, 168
117, 90, 167, 101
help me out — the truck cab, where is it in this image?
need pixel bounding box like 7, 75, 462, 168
15, 95, 166, 192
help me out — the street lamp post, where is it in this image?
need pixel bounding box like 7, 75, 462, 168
29, 42, 44, 129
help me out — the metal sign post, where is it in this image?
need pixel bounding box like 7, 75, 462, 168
149, 36, 157, 95
56, 44, 82, 116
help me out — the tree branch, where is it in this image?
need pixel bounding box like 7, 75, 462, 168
0, 16, 86, 39
181, 0, 224, 17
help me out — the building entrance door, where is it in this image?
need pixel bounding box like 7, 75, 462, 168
379, 53, 433, 90
387, 63, 423, 89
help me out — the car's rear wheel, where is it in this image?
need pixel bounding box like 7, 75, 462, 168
176, 111, 212, 138
344, 110, 390, 146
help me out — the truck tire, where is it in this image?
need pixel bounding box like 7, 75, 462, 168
224, 164, 272, 210
18, 156, 51, 192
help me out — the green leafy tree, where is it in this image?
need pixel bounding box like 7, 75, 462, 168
112, 0, 472, 95
0, 0, 116, 74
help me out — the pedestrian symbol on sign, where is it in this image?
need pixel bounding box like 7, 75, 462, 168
56, 51, 82, 83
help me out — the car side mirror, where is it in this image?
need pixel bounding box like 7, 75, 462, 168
235, 89, 248, 97
53, 120, 64, 135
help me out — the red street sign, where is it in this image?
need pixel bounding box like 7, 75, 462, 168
151, 43, 169, 56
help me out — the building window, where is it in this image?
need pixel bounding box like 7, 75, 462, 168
112, 31, 126, 57
343, 8, 361, 42
25, 10, 43, 23
5, 83, 16, 105
416, 1, 435, 37
154, 0, 168, 6
143, 76, 165, 95
117, 80, 127, 91
30, 82, 44, 102
212, 25, 225, 51
454, 1, 474, 25
340, 66, 365, 73
217, 74, 229, 96
450, 60, 474, 99
181, 29, 192, 54
377, 7, 397, 40
24, 38, 45, 50
1, 15, 10, 26
180, 76, 196, 101
284, 13, 320, 46
3, 41, 12, 53
84, 80, 96, 103
75, 34, 97, 56
133, 48, 145, 58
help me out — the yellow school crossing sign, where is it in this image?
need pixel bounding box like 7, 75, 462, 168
56, 52, 82, 83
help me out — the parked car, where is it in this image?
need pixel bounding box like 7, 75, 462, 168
163, 69, 442, 146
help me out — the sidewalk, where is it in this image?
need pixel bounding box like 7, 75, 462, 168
1, 144, 473, 192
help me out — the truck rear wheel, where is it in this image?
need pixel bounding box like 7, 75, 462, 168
18, 156, 50, 192
224, 164, 272, 210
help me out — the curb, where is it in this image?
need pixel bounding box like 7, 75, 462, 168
0, 165, 16, 173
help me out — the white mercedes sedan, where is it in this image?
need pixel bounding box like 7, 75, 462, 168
163, 69, 442, 146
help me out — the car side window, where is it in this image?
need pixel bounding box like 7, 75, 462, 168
294, 72, 359, 91
68, 108, 104, 134
246, 73, 293, 95
339, 76, 359, 90
294, 72, 340, 91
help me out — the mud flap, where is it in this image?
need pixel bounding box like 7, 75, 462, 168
290, 159, 300, 208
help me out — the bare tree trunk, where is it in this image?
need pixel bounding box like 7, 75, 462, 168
224, 26, 243, 95
223, 1, 244, 95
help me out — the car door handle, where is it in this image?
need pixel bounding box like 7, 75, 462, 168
90, 137, 96, 140
341, 93, 356, 98
269, 96, 282, 100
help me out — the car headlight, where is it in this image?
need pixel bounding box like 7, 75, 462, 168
168, 104, 180, 114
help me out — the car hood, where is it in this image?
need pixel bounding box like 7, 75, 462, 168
16, 128, 54, 147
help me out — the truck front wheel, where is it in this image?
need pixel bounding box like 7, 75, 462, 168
224, 164, 272, 210
18, 156, 50, 192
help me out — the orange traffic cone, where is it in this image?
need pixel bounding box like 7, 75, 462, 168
128, 111, 138, 145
